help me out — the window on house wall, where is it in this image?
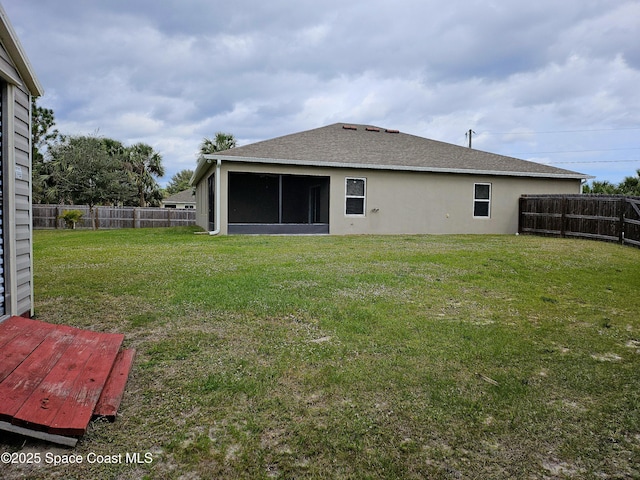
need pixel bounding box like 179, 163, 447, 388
473, 183, 491, 218
345, 177, 366, 215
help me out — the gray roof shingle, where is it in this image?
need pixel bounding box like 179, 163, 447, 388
197, 123, 589, 181
162, 189, 195, 204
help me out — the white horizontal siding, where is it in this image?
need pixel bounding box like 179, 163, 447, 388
14, 87, 28, 110
3, 79, 34, 317
0, 41, 21, 86
14, 132, 28, 153
16, 182, 29, 198
0, 24, 37, 318
15, 224, 30, 241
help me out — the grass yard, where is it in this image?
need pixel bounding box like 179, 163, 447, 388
3, 228, 640, 479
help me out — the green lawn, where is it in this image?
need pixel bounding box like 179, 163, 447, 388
3, 228, 640, 479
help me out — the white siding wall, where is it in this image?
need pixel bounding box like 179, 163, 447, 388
0, 42, 21, 87
13, 86, 32, 316
0, 40, 34, 318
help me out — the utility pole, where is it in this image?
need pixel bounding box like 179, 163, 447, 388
466, 129, 476, 148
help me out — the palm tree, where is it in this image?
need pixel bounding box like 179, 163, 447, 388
583, 180, 619, 194
618, 169, 640, 196
124, 143, 165, 207
199, 132, 237, 158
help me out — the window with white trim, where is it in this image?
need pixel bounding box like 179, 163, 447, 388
473, 183, 491, 218
345, 177, 366, 215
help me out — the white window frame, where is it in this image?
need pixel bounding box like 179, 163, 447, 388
345, 177, 366, 216
473, 183, 491, 218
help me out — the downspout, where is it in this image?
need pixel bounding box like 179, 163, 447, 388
209, 158, 222, 235
209, 159, 222, 235
580, 178, 588, 194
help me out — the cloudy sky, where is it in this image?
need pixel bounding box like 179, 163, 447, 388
4, 0, 640, 186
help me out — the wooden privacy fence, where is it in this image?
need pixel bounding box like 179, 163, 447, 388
33, 205, 196, 230
519, 194, 640, 248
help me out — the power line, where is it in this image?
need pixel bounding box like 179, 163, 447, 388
546, 159, 640, 164
481, 127, 640, 135
511, 147, 640, 155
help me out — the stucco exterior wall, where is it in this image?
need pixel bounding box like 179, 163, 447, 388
194, 161, 581, 235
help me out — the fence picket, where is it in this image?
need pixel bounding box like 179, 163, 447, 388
519, 194, 640, 248
33, 205, 196, 230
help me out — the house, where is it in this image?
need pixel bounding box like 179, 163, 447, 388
161, 188, 196, 209
0, 5, 43, 318
191, 123, 589, 236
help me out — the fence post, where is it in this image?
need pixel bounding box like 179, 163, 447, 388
518, 197, 524, 234
619, 197, 625, 245
560, 195, 567, 238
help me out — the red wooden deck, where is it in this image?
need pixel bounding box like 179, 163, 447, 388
0, 316, 134, 441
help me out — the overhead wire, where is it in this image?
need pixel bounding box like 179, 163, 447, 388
479, 127, 640, 135
468, 127, 640, 166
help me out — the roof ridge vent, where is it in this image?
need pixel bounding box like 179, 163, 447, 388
385, 129, 399, 134
342, 125, 357, 130
365, 127, 380, 132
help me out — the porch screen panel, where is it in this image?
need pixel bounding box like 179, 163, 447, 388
0, 84, 4, 315
280, 176, 330, 224
228, 172, 279, 223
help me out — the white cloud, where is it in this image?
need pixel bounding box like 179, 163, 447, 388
3, 0, 639, 184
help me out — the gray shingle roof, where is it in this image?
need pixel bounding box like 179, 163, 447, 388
196, 123, 589, 182
162, 189, 195, 204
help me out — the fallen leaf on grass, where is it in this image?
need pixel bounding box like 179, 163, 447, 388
476, 373, 499, 386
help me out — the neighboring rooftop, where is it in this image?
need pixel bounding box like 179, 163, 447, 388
194, 123, 590, 184
163, 189, 195, 204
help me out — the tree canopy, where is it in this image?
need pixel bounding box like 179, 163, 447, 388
46, 135, 129, 212
166, 169, 194, 196
618, 169, 640, 196
30, 99, 166, 209
32, 99, 60, 203
124, 143, 165, 207
199, 132, 237, 158
584, 170, 640, 196
40, 133, 165, 211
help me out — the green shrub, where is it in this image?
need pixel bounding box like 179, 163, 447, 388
59, 209, 84, 229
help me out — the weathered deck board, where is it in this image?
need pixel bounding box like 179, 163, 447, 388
11, 329, 106, 431
0, 319, 53, 383
93, 348, 136, 420
48, 332, 124, 436
0, 324, 77, 422
0, 420, 78, 447
0, 316, 133, 443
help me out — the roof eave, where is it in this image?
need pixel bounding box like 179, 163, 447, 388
199, 154, 593, 181
190, 157, 211, 186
